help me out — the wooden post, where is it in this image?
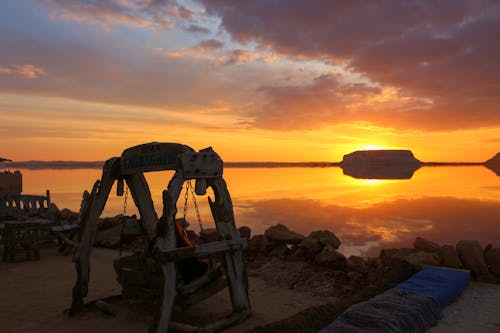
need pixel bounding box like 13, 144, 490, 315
208, 177, 251, 316
70, 158, 118, 315
153, 171, 184, 333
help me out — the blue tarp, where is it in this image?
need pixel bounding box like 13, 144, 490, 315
318, 267, 470, 333
396, 267, 470, 307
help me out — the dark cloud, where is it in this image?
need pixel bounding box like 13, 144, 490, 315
199, 0, 500, 131
184, 24, 210, 33
195, 39, 224, 51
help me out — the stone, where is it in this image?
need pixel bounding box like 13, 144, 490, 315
456, 240, 489, 276
403, 251, 440, 269
199, 228, 220, 243
288, 247, 306, 260
248, 235, 273, 253
318, 230, 341, 249
314, 246, 347, 270
413, 237, 441, 253
484, 247, 500, 276
264, 224, 305, 245
379, 248, 415, 266
238, 226, 251, 239
269, 244, 289, 257
300, 232, 322, 257
439, 245, 463, 268
59, 208, 79, 222
348, 255, 366, 272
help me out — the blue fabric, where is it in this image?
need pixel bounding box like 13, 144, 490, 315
396, 267, 470, 307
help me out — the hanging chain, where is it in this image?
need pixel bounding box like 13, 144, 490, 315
189, 181, 204, 231
182, 180, 204, 231
123, 184, 129, 216
182, 181, 189, 220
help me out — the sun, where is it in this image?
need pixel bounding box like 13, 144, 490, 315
359, 145, 384, 151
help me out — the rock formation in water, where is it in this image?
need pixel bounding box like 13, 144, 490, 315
484, 152, 500, 176
340, 150, 421, 179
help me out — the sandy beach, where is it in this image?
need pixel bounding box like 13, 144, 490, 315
1, 244, 500, 333
0, 246, 332, 333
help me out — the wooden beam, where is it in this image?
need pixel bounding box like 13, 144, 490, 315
156, 239, 247, 262
124, 173, 157, 241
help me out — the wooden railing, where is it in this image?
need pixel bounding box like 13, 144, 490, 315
0, 190, 50, 220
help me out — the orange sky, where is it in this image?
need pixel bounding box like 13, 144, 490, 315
1, 1, 499, 162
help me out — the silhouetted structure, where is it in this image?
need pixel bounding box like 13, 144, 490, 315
342, 164, 420, 179
484, 152, 500, 176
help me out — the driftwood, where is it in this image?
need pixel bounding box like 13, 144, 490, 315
69, 142, 251, 332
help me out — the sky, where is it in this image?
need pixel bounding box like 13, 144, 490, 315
1, 0, 499, 162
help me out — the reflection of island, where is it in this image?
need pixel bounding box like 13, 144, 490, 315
484, 152, 500, 176
340, 150, 422, 179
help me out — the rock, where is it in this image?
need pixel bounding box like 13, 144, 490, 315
248, 235, 273, 253
403, 251, 440, 269
238, 226, 251, 239
264, 224, 305, 245
300, 230, 341, 258
413, 237, 441, 253
97, 236, 121, 249
439, 245, 463, 268
314, 246, 347, 270
59, 208, 79, 222
348, 255, 366, 272
484, 247, 500, 276
288, 247, 306, 260
199, 228, 220, 243
318, 230, 341, 249
456, 240, 489, 276
379, 248, 415, 266
269, 244, 289, 257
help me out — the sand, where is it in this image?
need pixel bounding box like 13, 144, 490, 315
0, 246, 330, 333
1, 246, 500, 333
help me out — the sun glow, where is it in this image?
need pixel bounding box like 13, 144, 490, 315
359, 145, 384, 151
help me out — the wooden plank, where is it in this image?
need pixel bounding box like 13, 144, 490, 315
120, 142, 193, 175
157, 239, 247, 262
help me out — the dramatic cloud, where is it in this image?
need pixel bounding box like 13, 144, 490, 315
199, 0, 500, 130
41, 0, 195, 30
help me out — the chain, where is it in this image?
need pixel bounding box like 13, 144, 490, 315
182, 181, 189, 220
123, 184, 129, 216
182, 180, 204, 231
189, 181, 203, 231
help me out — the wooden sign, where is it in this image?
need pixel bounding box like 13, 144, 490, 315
179, 147, 223, 179
121, 142, 194, 175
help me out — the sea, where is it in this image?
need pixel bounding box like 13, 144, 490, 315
13, 165, 500, 257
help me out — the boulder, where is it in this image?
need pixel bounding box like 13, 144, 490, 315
238, 226, 251, 239
199, 228, 220, 243
314, 246, 347, 270
439, 245, 463, 268
288, 247, 306, 260
403, 251, 440, 269
379, 248, 415, 266
413, 237, 441, 253
347, 255, 366, 272
59, 208, 79, 222
300, 232, 322, 257
485, 247, 500, 276
269, 244, 289, 257
264, 224, 305, 245
456, 240, 489, 276
318, 230, 341, 249
248, 235, 276, 253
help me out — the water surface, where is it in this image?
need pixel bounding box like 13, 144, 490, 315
15, 166, 500, 257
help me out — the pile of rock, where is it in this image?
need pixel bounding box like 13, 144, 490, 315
248, 224, 347, 270
379, 237, 500, 282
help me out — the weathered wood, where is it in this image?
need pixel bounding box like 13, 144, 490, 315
121, 142, 193, 175
70, 157, 119, 315
153, 171, 184, 333
124, 173, 157, 241
157, 239, 247, 262
208, 177, 251, 316
179, 148, 223, 180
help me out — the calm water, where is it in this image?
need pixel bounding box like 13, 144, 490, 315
15, 166, 500, 257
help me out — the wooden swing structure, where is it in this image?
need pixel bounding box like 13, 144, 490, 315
70, 142, 251, 332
